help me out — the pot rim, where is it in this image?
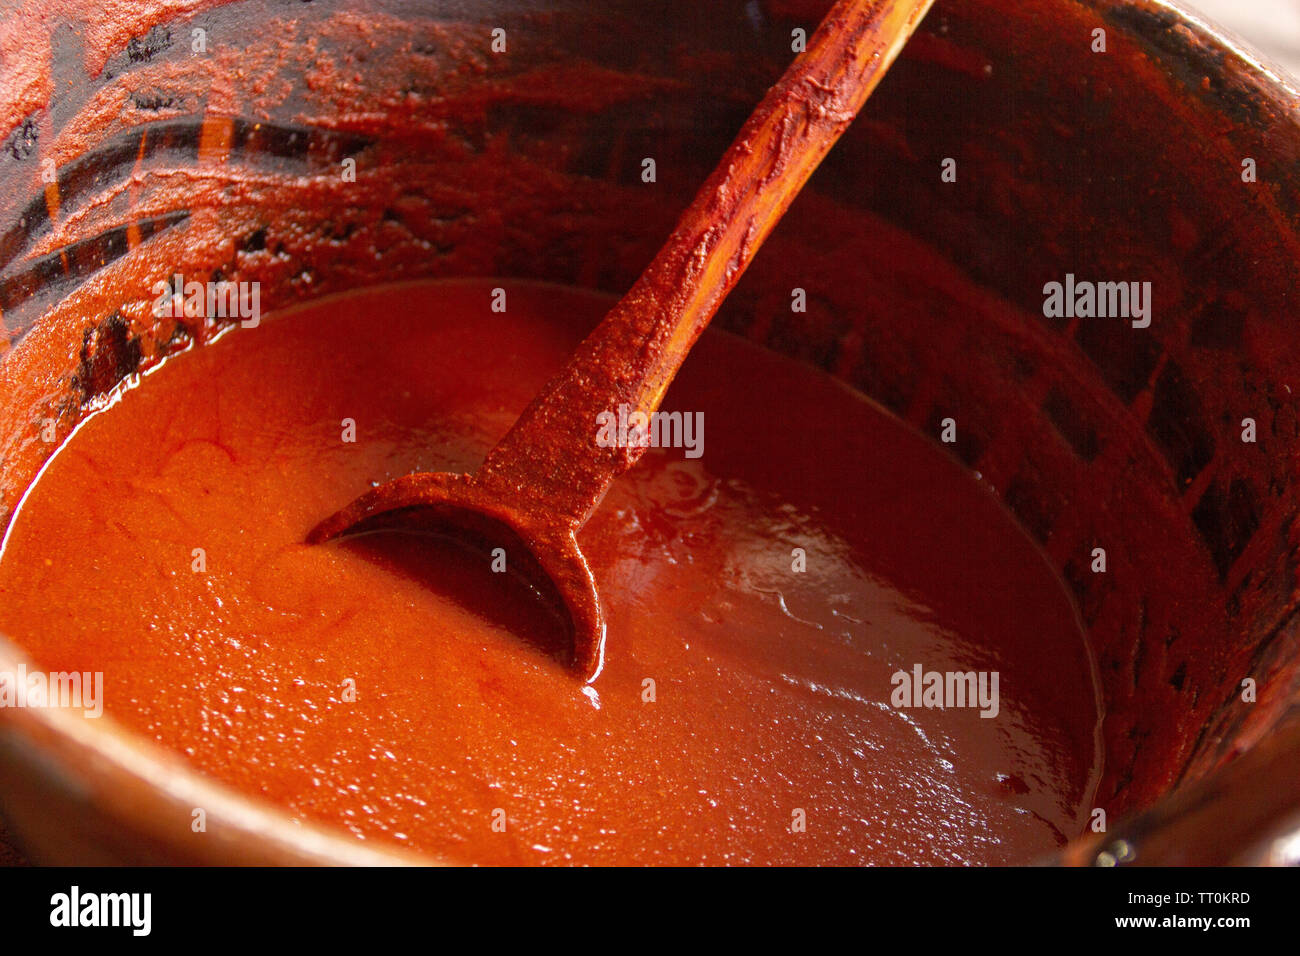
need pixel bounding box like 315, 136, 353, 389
0, 634, 420, 865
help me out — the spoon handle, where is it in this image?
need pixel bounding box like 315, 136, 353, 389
477, 0, 935, 533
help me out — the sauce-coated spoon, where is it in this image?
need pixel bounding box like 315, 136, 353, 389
308, 0, 935, 680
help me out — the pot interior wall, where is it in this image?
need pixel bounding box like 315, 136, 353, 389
1, 0, 1298, 834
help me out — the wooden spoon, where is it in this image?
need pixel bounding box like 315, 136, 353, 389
308, 0, 936, 680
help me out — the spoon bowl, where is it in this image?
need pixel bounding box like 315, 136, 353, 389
308, 471, 607, 678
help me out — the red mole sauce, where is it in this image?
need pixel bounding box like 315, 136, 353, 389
0, 279, 1101, 864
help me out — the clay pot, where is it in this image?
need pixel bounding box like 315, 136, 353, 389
0, 0, 1297, 865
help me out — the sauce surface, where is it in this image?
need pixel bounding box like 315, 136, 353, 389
0, 280, 1100, 864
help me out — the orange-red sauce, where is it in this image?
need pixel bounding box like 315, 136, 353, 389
0, 279, 1100, 864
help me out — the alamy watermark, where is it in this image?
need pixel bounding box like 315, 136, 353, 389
595, 404, 703, 459
152, 273, 261, 328
1042, 274, 1151, 328
890, 664, 999, 719
0, 664, 104, 718
50, 886, 150, 936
